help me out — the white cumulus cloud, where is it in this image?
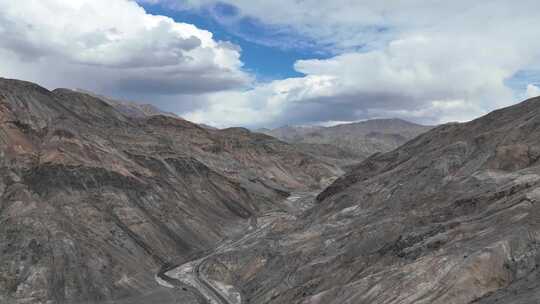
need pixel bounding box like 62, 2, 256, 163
0, 0, 250, 95
178, 0, 540, 127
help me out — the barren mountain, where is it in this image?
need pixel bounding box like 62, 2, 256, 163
259, 119, 432, 167
0, 78, 340, 304
194, 96, 540, 304
4, 76, 540, 304
74, 89, 179, 119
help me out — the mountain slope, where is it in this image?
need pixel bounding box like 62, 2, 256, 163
203, 96, 540, 304
0, 78, 340, 304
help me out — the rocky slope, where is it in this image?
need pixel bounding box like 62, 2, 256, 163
202, 96, 540, 304
0, 78, 340, 304
259, 119, 432, 168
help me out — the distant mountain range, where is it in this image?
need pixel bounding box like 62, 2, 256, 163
257, 119, 432, 167
78, 90, 431, 170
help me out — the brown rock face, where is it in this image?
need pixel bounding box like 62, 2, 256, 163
0, 78, 340, 304
206, 96, 540, 304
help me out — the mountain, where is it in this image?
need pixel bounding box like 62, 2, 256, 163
108, 101, 178, 119
195, 96, 540, 304
0, 78, 341, 304
6, 76, 539, 304
258, 119, 432, 167
257, 125, 325, 142
74, 89, 179, 119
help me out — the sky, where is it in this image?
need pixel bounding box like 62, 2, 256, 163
0, 0, 540, 128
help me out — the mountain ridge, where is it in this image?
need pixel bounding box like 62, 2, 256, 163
258, 118, 432, 168
0, 77, 340, 304
73, 88, 179, 119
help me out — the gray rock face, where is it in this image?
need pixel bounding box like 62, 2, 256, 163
259, 119, 432, 168
0, 78, 340, 304
203, 96, 540, 304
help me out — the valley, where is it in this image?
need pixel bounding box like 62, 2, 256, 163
1, 77, 540, 304
159, 192, 317, 304
2, 0, 540, 303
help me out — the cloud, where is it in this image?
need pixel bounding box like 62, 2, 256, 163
2, 0, 540, 128
527, 84, 540, 98
174, 1, 487, 52
0, 0, 250, 95
178, 0, 540, 127
184, 31, 530, 127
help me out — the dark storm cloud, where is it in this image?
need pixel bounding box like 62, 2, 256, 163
262, 92, 428, 128
114, 69, 250, 95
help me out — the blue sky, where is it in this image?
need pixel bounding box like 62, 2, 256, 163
141, 1, 538, 98
141, 1, 323, 81
1, 0, 539, 128
506, 70, 540, 97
